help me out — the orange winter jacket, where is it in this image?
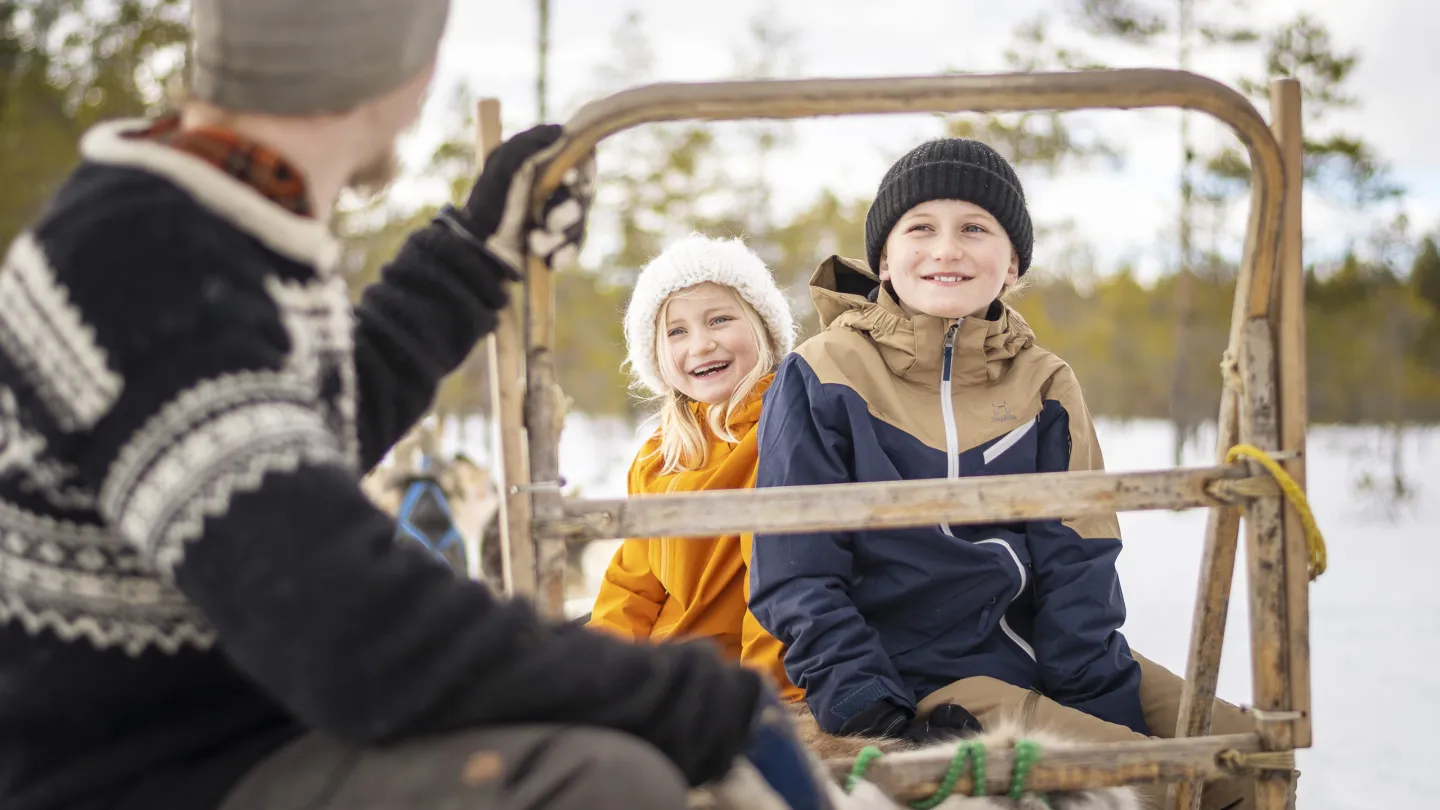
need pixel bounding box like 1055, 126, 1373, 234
588, 374, 803, 701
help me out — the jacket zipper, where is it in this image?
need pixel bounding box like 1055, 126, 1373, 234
938, 321, 961, 538
942, 321, 1035, 661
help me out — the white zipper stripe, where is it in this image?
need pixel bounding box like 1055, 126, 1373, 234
938, 322, 961, 537
976, 538, 1027, 595
1000, 617, 1037, 660
982, 417, 1038, 465
977, 538, 1036, 660
941, 375, 960, 480
939, 374, 959, 540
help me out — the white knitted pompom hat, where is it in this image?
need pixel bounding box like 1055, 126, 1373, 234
624, 234, 795, 397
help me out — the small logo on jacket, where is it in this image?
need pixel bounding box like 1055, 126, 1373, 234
991, 401, 1018, 423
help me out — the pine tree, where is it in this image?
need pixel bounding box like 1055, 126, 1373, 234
1410, 236, 1440, 311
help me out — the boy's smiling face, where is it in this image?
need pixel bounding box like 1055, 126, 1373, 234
879, 199, 1019, 320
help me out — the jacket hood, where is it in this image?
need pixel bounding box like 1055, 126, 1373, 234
807, 255, 1034, 386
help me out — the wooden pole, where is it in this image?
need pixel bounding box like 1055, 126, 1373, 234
543, 466, 1277, 542
1270, 77, 1312, 751
526, 341, 568, 618
826, 733, 1270, 802
1239, 317, 1295, 810
524, 191, 566, 618
1170, 79, 1309, 810
1168, 382, 1242, 810
477, 99, 537, 599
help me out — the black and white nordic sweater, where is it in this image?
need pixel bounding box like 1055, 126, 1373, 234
0, 120, 760, 810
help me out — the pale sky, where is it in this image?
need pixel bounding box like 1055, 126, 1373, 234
395, 0, 1440, 281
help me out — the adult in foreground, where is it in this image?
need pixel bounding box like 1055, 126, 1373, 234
0, 2, 828, 809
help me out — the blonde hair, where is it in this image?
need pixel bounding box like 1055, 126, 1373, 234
649, 285, 777, 475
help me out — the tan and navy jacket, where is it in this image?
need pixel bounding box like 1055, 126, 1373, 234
749, 256, 1146, 735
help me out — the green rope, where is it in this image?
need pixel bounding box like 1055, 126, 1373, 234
843, 738, 1046, 809
1009, 739, 1044, 802
845, 746, 885, 795
971, 740, 987, 798
909, 742, 972, 810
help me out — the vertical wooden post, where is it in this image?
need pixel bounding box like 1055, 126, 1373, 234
1270, 77, 1312, 750
1239, 317, 1295, 810
1168, 383, 1243, 810
477, 99, 538, 600
525, 187, 567, 619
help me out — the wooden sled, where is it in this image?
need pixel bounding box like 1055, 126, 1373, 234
462, 69, 1311, 810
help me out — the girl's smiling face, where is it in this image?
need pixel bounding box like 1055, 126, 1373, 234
660, 282, 762, 404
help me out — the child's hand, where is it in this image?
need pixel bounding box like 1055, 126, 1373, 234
836, 700, 911, 739
905, 703, 982, 743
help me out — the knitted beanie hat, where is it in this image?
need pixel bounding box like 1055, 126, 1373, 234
624, 234, 795, 397
190, 0, 451, 115
864, 138, 1034, 277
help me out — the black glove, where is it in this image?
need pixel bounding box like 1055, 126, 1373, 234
836, 699, 911, 738
631, 638, 767, 787
437, 123, 596, 278
903, 702, 982, 744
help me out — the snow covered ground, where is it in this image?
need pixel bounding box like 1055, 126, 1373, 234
1103, 421, 1438, 809
450, 416, 1439, 808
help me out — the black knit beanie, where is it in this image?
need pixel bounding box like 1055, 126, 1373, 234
864, 138, 1034, 277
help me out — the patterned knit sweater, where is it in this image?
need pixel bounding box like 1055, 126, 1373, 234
0, 119, 759, 810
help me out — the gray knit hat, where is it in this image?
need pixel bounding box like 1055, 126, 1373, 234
190, 0, 451, 115
865, 138, 1034, 277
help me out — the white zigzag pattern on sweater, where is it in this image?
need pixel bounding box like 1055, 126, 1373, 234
0, 494, 215, 655
98, 370, 316, 526
2, 361, 350, 655
109, 397, 343, 573
0, 415, 345, 656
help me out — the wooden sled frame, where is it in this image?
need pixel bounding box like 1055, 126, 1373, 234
474, 69, 1311, 810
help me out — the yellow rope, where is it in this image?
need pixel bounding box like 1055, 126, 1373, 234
1224, 444, 1328, 580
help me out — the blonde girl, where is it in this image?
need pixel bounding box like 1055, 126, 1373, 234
588, 233, 802, 700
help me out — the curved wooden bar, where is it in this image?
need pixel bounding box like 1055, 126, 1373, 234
531, 68, 1284, 322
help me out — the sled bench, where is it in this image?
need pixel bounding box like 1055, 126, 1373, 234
475, 69, 1312, 810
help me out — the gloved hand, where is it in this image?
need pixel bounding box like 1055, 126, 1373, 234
904, 702, 982, 744
436, 123, 596, 278
837, 700, 982, 744
733, 684, 836, 810
836, 699, 910, 739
